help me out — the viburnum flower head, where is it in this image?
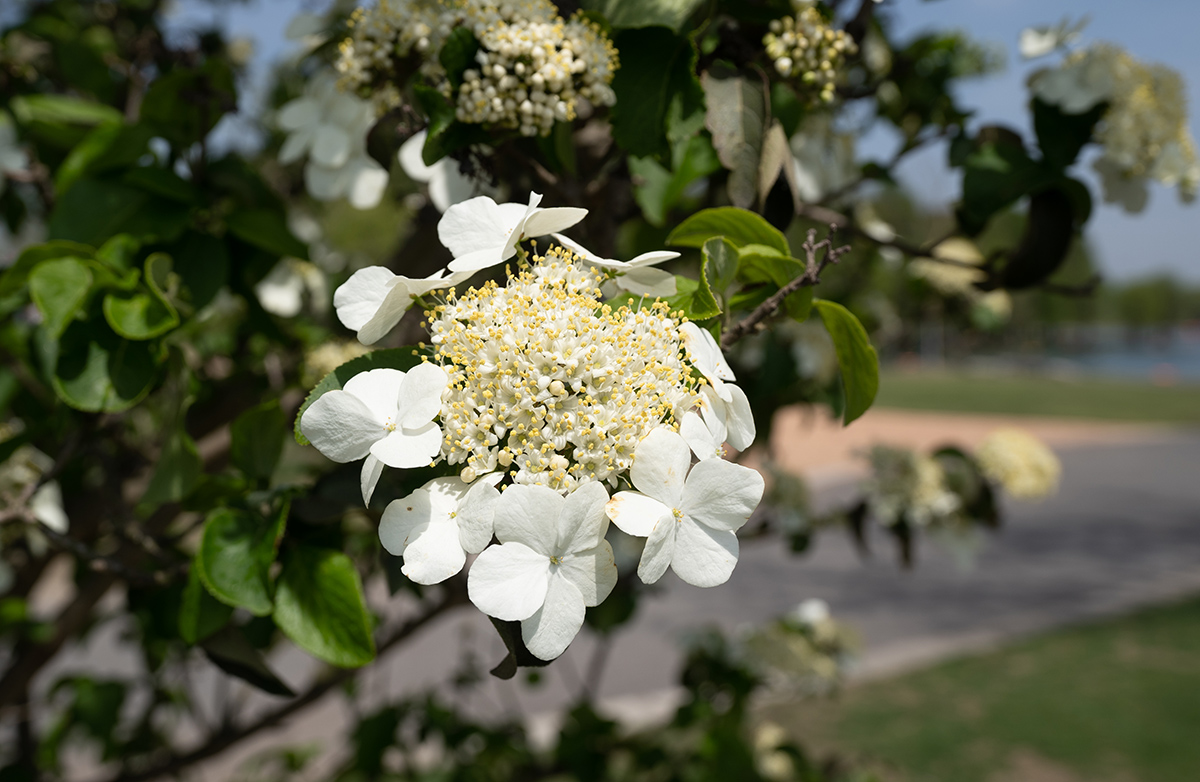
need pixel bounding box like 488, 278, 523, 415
439, 192, 586, 273
334, 266, 473, 345
468, 482, 617, 660
380, 473, 503, 585
300, 364, 448, 504
606, 428, 764, 587
551, 233, 679, 298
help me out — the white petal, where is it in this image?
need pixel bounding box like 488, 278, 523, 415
627, 250, 680, 268
397, 362, 448, 428
456, 473, 504, 553
342, 368, 403, 423
680, 409, 724, 461
360, 455, 384, 506
722, 383, 756, 451
310, 124, 351, 168
558, 540, 617, 607
446, 246, 503, 273
355, 282, 414, 345
333, 266, 399, 331
521, 571, 585, 661
679, 322, 736, 382
347, 160, 388, 209
630, 428, 691, 507
300, 390, 385, 462
555, 481, 610, 554
522, 206, 588, 240
400, 514, 466, 584
438, 196, 507, 258
492, 484, 560, 556
369, 422, 443, 468
380, 487, 434, 556
605, 491, 672, 537
305, 162, 347, 200
279, 127, 313, 164
671, 517, 739, 587
277, 97, 320, 131
468, 542, 549, 621
428, 163, 482, 213
619, 266, 677, 298
30, 483, 68, 533
637, 513, 676, 584
397, 131, 434, 182
681, 459, 764, 532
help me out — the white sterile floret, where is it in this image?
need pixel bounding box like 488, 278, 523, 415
398, 130, 498, 213
468, 482, 617, 660
763, 0, 857, 105
551, 233, 679, 298
438, 192, 586, 273
428, 247, 701, 491
677, 322, 755, 454
605, 428, 764, 587
680, 384, 755, 460
1018, 16, 1088, 60
300, 364, 448, 504
277, 71, 387, 209
379, 472, 503, 584
334, 266, 473, 345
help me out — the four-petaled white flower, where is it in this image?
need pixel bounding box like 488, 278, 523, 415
677, 323, 755, 457
1018, 16, 1088, 60
379, 473, 503, 584
440, 193, 587, 273
334, 266, 472, 345
398, 131, 498, 213
468, 482, 617, 661
606, 428, 763, 587
277, 70, 388, 209
300, 364, 448, 505
551, 234, 679, 298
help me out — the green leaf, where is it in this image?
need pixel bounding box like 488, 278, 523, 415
168, 231, 229, 308
957, 131, 1055, 236
102, 253, 179, 340
0, 241, 96, 310
95, 234, 140, 271
611, 27, 703, 158
231, 401, 286, 482
122, 166, 202, 204
48, 178, 192, 246
273, 546, 375, 668
700, 71, 767, 209
629, 134, 721, 226
663, 274, 720, 321
814, 300, 878, 426
196, 508, 283, 617
29, 257, 93, 338
140, 59, 237, 148
201, 626, 295, 697
668, 207, 789, 255
1032, 98, 1107, 172
439, 27, 480, 89
581, 0, 705, 31
701, 237, 738, 298
9, 94, 122, 148
226, 209, 308, 260
414, 85, 493, 166
295, 348, 423, 445
737, 252, 813, 320
55, 122, 152, 193
179, 566, 233, 644
50, 316, 158, 413
139, 426, 202, 511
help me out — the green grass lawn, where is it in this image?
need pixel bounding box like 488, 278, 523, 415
763, 597, 1200, 782
875, 370, 1200, 424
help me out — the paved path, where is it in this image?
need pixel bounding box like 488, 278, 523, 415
45, 422, 1200, 779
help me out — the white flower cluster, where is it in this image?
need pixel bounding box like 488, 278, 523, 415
1030, 42, 1200, 212
764, 0, 857, 105
863, 445, 960, 527
336, 0, 618, 136
975, 428, 1061, 500
276, 71, 388, 209
299, 193, 764, 660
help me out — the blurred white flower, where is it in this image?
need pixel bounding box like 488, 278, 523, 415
398, 131, 497, 213
1092, 156, 1149, 213
976, 428, 1061, 500
254, 258, 326, 318
1019, 16, 1088, 60
277, 71, 387, 209
468, 482, 617, 660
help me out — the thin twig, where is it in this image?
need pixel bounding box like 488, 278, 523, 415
722, 225, 852, 349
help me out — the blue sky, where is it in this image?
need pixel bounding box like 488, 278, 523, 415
165, 0, 1200, 281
